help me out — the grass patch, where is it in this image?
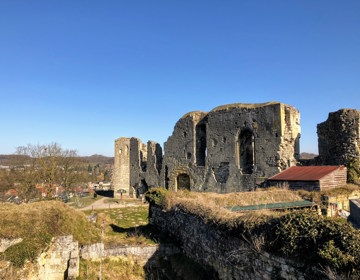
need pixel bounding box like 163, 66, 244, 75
78, 257, 145, 280
0, 201, 100, 267
103, 198, 144, 206
146, 187, 304, 210
85, 206, 160, 245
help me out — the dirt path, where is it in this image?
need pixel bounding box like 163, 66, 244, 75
79, 197, 147, 211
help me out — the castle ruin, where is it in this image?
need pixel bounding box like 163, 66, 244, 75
317, 108, 360, 165
113, 101, 300, 197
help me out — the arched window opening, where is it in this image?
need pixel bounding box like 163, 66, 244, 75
238, 129, 254, 174
177, 173, 190, 191
165, 165, 169, 190
196, 123, 207, 166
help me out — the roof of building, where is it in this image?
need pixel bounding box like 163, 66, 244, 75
268, 165, 346, 181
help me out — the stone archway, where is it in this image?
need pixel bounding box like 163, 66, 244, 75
177, 173, 191, 191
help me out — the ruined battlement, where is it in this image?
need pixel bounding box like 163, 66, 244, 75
114, 102, 301, 197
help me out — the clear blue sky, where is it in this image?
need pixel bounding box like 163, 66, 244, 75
1, 1, 359, 157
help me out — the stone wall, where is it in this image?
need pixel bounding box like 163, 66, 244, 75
1, 236, 180, 280
114, 102, 301, 193
350, 199, 360, 226
80, 243, 179, 262
27, 236, 79, 280
145, 141, 163, 188
317, 109, 360, 165
161, 102, 300, 192
148, 204, 333, 280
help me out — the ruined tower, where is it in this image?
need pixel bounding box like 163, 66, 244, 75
113, 137, 162, 198
317, 109, 360, 165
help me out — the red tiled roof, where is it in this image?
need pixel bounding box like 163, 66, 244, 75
268, 166, 346, 181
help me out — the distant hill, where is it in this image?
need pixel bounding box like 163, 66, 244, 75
300, 152, 317, 159
0, 154, 114, 166
80, 154, 114, 165
0, 154, 29, 165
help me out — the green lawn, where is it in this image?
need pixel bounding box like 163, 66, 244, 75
84, 205, 160, 245
103, 198, 145, 206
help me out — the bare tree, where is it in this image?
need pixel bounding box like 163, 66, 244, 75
9, 143, 85, 201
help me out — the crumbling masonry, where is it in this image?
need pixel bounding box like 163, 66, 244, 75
317, 108, 360, 165
113, 102, 301, 197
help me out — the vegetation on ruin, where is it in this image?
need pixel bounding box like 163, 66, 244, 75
146, 188, 360, 276
345, 157, 360, 184
0, 201, 100, 267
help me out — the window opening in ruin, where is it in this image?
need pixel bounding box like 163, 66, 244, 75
187, 152, 192, 160
140, 151, 147, 172
238, 129, 254, 174
165, 165, 169, 189
155, 143, 163, 176
177, 173, 191, 191
196, 123, 207, 166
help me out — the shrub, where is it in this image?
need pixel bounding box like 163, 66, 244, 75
345, 157, 360, 184
267, 211, 360, 272
145, 187, 167, 207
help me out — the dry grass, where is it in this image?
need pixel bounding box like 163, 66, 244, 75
78, 257, 145, 280
320, 184, 360, 197
158, 189, 288, 228
165, 188, 303, 208
0, 201, 101, 267
0, 201, 100, 243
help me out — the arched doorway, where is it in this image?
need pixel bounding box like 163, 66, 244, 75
177, 173, 191, 191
